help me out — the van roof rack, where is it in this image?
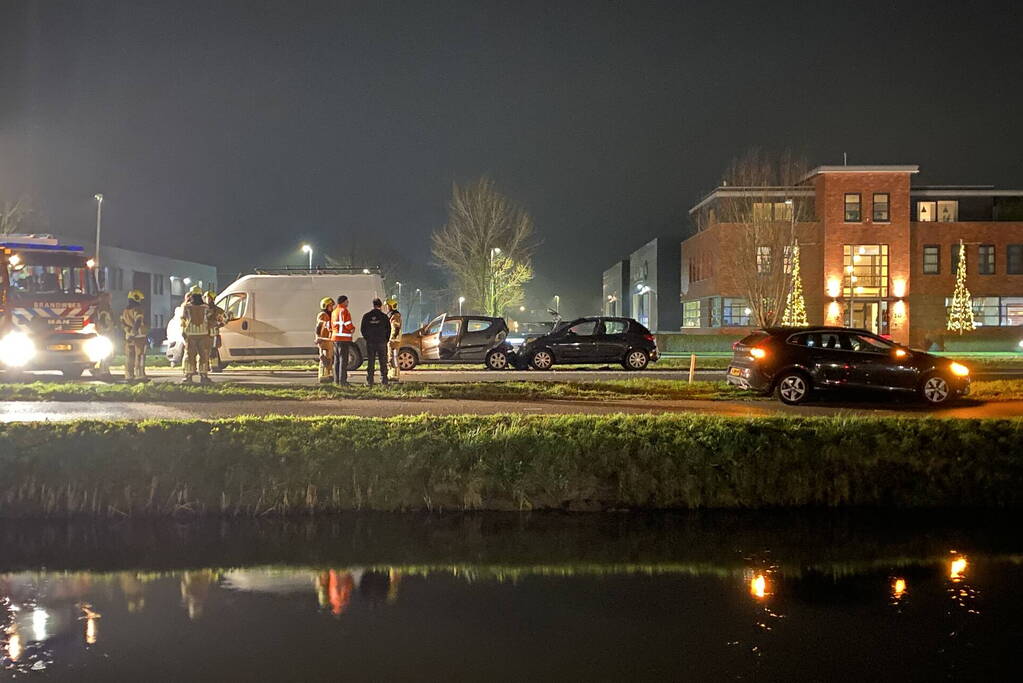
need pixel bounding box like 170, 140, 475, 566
253, 266, 382, 275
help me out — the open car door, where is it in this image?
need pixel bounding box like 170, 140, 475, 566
420, 313, 446, 360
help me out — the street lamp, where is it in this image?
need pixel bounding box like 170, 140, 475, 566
301, 244, 312, 272
458, 296, 465, 315
93, 194, 103, 281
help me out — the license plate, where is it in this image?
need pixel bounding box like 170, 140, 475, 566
48, 344, 73, 352
729, 367, 742, 377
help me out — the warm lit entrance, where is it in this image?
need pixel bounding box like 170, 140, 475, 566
845, 300, 889, 335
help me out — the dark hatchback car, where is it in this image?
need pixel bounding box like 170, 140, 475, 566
486, 316, 658, 371
395, 314, 508, 370
727, 326, 971, 405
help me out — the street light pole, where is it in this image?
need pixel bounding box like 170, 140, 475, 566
301, 244, 312, 272
458, 296, 465, 316
554, 294, 560, 314
93, 194, 104, 280
395, 281, 403, 310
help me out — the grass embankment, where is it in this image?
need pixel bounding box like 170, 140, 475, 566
0, 379, 744, 403
2, 414, 1022, 516
2, 377, 1023, 402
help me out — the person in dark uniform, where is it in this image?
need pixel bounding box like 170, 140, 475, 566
360, 298, 391, 386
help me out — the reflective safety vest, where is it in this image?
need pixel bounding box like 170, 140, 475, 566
120, 307, 148, 340
315, 310, 333, 342
181, 303, 210, 336
331, 306, 354, 341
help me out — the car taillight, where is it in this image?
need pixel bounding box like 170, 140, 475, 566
732, 341, 740, 351
749, 347, 766, 360
643, 334, 654, 342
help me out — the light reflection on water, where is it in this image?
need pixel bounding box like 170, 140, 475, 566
0, 554, 1016, 680
0, 513, 1020, 680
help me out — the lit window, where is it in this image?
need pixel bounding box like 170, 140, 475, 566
923, 245, 940, 275
757, 246, 772, 274
843, 245, 888, 298
844, 193, 861, 222
682, 300, 701, 328
945, 296, 999, 326
917, 201, 935, 222
722, 298, 751, 326
938, 200, 958, 222
1002, 297, 1023, 326
872, 193, 890, 222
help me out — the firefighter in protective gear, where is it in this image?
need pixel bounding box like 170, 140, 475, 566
385, 297, 402, 381
120, 289, 150, 382
315, 297, 335, 383
330, 295, 356, 385
204, 291, 225, 371
93, 291, 115, 380
180, 285, 213, 384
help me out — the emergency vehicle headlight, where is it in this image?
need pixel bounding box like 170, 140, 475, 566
84, 335, 114, 362
0, 332, 36, 367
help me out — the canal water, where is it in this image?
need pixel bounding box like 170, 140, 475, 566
0, 511, 1019, 681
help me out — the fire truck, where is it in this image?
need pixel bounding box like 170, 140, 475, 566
0, 235, 113, 377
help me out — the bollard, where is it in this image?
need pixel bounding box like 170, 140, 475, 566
688, 353, 696, 384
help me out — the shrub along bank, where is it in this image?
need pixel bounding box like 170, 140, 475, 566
1, 414, 1021, 517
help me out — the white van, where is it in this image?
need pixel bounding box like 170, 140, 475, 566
165, 269, 386, 369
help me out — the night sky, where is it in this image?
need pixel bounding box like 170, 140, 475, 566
1, 0, 1021, 315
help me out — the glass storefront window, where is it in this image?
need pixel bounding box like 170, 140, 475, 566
722, 298, 750, 326
1002, 298, 1023, 326
682, 300, 701, 328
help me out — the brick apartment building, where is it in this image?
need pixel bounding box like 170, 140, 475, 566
681, 165, 1023, 346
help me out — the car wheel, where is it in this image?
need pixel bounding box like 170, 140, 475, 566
486, 349, 510, 370
530, 349, 554, 370
623, 349, 649, 370
775, 371, 811, 405
396, 349, 418, 371
920, 374, 952, 405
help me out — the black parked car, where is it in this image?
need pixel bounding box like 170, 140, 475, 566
726, 326, 971, 405
486, 316, 658, 371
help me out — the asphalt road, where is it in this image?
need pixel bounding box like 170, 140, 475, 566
1, 365, 1022, 422
2, 393, 1023, 422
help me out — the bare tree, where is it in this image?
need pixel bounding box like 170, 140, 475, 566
708, 150, 811, 327
432, 177, 535, 316
0, 196, 33, 235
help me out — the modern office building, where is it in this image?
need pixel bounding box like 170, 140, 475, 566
601, 259, 630, 318
601, 237, 681, 332
681, 164, 1023, 345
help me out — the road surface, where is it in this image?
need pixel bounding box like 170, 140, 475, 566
2, 395, 1023, 422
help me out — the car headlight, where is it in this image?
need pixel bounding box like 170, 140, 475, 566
505, 337, 526, 347
949, 361, 969, 377
0, 332, 36, 367
83, 335, 115, 362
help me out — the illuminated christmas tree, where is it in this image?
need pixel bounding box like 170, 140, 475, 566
781, 240, 808, 326
946, 239, 976, 334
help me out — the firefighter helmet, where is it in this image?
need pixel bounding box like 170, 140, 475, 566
320, 297, 334, 309
189, 285, 203, 295
205, 290, 216, 299
385, 297, 398, 308
127, 289, 145, 302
